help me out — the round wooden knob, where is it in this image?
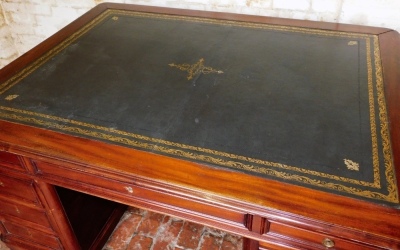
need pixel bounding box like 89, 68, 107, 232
322, 238, 335, 248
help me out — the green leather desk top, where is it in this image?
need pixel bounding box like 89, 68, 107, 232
0, 9, 397, 206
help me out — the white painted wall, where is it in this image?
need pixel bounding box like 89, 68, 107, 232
0, 0, 399, 69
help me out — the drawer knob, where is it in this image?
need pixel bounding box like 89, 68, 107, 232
322, 238, 335, 248
124, 186, 134, 193
0, 181, 3, 186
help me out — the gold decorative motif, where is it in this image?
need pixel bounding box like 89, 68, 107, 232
169, 58, 223, 80
5, 95, 19, 101
348, 41, 358, 45
366, 37, 380, 186
112, 16, 118, 21
373, 35, 398, 202
344, 159, 359, 171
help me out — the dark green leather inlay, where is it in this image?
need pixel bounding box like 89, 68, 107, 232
0, 10, 397, 205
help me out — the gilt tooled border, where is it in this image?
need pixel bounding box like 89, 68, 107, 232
0, 9, 397, 203
0, 109, 397, 203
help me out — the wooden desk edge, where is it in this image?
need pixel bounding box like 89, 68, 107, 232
0, 120, 399, 242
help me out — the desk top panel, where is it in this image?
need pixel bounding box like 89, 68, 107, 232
0, 8, 398, 206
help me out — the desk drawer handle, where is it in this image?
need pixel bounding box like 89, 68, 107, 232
322, 238, 335, 248
0, 180, 4, 186
125, 186, 134, 193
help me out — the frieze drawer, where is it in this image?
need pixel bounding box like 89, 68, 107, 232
33, 159, 247, 228
265, 221, 383, 250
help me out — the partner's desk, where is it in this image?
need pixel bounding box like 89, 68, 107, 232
0, 3, 399, 249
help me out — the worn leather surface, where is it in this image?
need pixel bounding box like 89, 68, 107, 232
0, 11, 396, 205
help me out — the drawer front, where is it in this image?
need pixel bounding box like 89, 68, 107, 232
2, 235, 59, 250
263, 220, 382, 250
33, 160, 247, 229
1, 220, 60, 249
0, 173, 39, 204
33, 160, 145, 195
0, 151, 25, 172
0, 201, 51, 229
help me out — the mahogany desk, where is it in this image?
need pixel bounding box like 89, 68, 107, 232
0, 3, 400, 249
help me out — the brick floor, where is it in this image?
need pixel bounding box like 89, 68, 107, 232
0, 207, 242, 250
103, 207, 243, 250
